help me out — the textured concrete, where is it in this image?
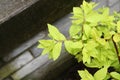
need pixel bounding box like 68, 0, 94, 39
0, 51, 33, 80
110, 2, 120, 12
93, 0, 120, 13
108, 0, 119, 6
3, 32, 46, 62
30, 42, 43, 57
0, 0, 82, 57
0, 0, 38, 24
22, 14, 73, 80
11, 55, 49, 80
22, 53, 75, 80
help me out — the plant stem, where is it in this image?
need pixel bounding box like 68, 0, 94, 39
81, 10, 86, 37
112, 35, 120, 63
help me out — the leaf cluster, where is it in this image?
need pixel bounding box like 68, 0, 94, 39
38, 0, 120, 80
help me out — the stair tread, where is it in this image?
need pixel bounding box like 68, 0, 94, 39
0, 0, 38, 24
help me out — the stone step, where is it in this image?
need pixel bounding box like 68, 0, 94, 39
0, 13, 76, 80
0, 51, 33, 80
0, 0, 82, 57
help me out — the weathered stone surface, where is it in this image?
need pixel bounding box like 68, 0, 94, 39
93, 0, 107, 9
0, 51, 33, 80
11, 55, 49, 80
0, 0, 82, 57
54, 14, 71, 37
30, 42, 43, 57
3, 32, 45, 62
92, 0, 120, 13
0, 0, 38, 24
30, 14, 72, 58
21, 14, 74, 80
110, 2, 120, 13
22, 52, 75, 80
108, 0, 119, 7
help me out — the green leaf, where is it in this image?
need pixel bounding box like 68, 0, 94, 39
41, 47, 52, 55
78, 69, 94, 80
75, 53, 83, 62
64, 40, 83, 55
69, 24, 81, 37
102, 7, 109, 16
81, 1, 97, 14
38, 40, 55, 48
94, 67, 108, 80
86, 11, 102, 23
52, 42, 62, 60
82, 34, 87, 40
38, 40, 56, 55
48, 24, 66, 40
113, 33, 120, 42
117, 21, 120, 33
84, 24, 91, 37
110, 72, 120, 80
73, 7, 83, 18
82, 47, 91, 64
103, 74, 110, 80
90, 28, 100, 39
85, 40, 98, 50
96, 38, 107, 46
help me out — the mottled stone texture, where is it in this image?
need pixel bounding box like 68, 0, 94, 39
0, 51, 33, 80
0, 0, 82, 57
93, 0, 120, 13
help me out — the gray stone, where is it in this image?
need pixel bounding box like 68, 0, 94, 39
22, 52, 75, 80
0, 51, 33, 80
0, 0, 82, 57
54, 14, 71, 37
0, 0, 38, 24
11, 55, 49, 80
11, 14, 73, 80
3, 32, 46, 62
93, 0, 108, 9
29, 13, 72, 58
108, 0, 119, 7
30, 42, 43, 57
110, 2, 120, 13
21, 14, 75, 80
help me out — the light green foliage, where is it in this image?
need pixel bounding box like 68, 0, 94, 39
48, 24, 66, 41
38, 0, 120, 79
78, 69, 94, 80
38, 24, 65, 60
38, 40, 55, 55
113, 33, 120, 42
94, 67, 108, 80
64, 40, 83, 55
52, 42, 62, 60
117, 21, 120, 33
110, 72, 120, 80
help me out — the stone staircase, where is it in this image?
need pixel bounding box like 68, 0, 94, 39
0, 0, 120, 80
0, 0, 81, 80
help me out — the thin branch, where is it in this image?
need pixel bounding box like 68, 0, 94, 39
112, 35, 120, 63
